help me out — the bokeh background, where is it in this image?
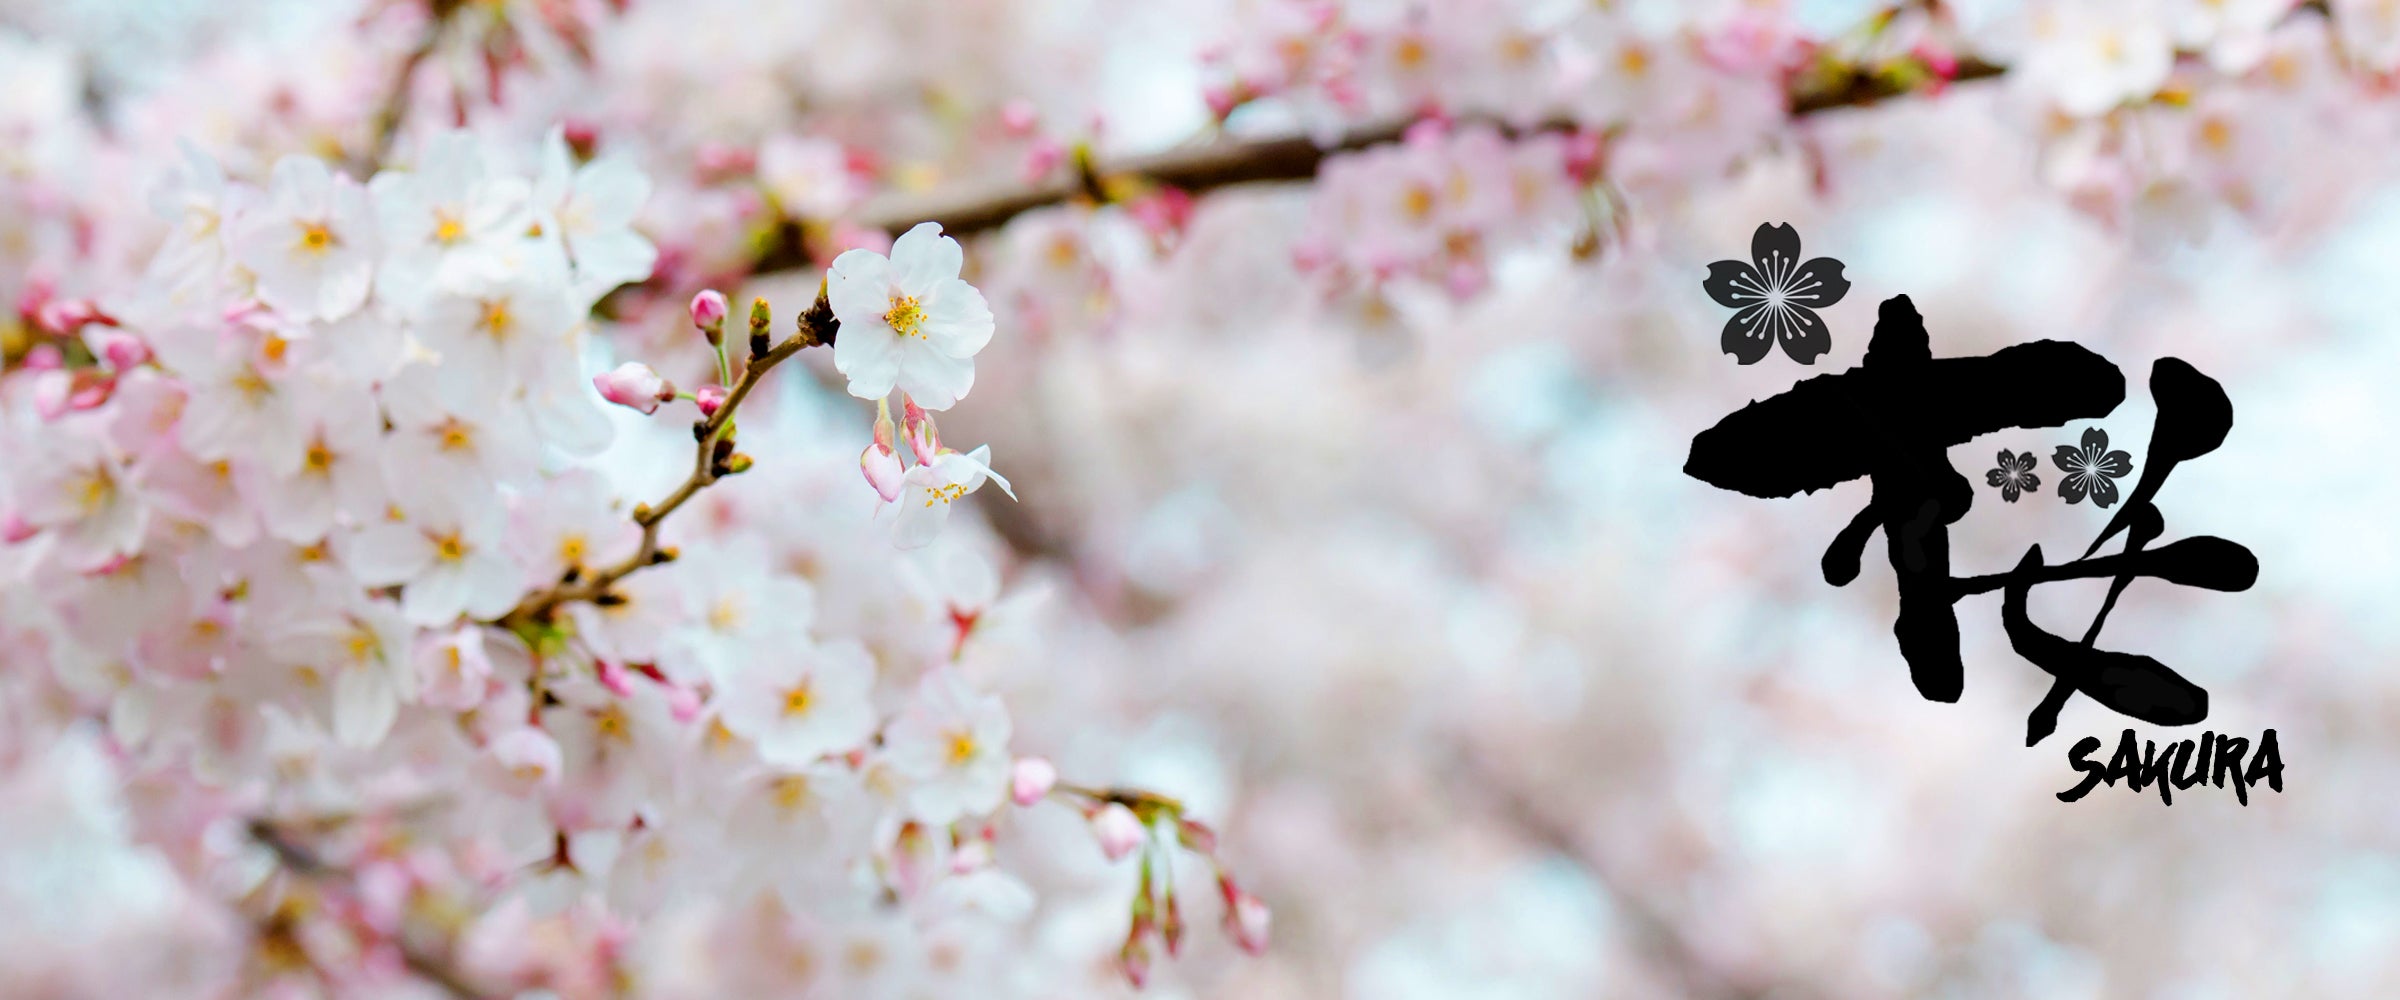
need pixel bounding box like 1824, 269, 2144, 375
4, 0, 2398, 997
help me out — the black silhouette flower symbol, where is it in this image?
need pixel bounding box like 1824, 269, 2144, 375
1703, 222, 1852, 365
2052, 427, 2135, 507
1985, 450, 2040, 502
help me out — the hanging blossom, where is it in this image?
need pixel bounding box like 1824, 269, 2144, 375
826, 221, 997, 410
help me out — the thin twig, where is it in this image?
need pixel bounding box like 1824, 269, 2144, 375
496, 298, 835, 629
357, 0, 463, 174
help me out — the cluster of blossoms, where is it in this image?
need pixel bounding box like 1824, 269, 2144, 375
1227, 0, 2400, 301
1298, 122, 1587, 299
0, 115, 1263, 995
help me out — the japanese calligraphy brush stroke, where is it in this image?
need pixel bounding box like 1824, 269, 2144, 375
1683, 336, 2126, 499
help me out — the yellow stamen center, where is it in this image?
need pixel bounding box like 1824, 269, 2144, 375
433, 213, 466, 245
433, 532, 467, 562
708, 596, 744, 632
297, 222, 335, 255
921, 483, 968, 507
945, 731, 978, 766
594, 705, 630, 742
782, 682, 814, 717
885, 295, 926, 338
304, 441, 334, 473
1619, 44, 1650, 78
558, 534, 587, 567
772, 775, 812, 810
74, 470, 113, 514
436, 418, 474, 452
478, 300, 513, 339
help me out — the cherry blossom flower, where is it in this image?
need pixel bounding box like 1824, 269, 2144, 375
240, 377, 386, 542
882, 668, 1012, 825
827, 222, 996, 409
757, 133, 861, 219
418, 269, 583, 401
506, 469, 640, 591
12, 419, 147, 571
147, 324, 308, 475
490, 726, 565, 790
534, 127, 659, 302
145, 141, 241, 304
2021, 3, 2177, 117
669, 547, 815, 684
1010, 757, 1057, 806
229, 155, 378, 321
345, 485, 522, 624
259, 596, 416, 747
370, 129, 534, 310
717, 638, 877, 767
892, 445, 1014, 550
415, 624, 496, 710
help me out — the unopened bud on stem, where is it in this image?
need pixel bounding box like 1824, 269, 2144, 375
690, 289, 728, 345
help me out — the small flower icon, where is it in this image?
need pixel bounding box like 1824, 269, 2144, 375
1986, 450, 2040, 503
1703, 222, 1852, 365
2052, 427, 2135, 507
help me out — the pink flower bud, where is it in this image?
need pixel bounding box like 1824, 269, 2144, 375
1203, 83, 1242, 121
665, 682, 704, 723
595, 659, 637, 697
693, 384, 728, 418
94, 330, 151, 370
689, 289, 729, 335
1117, 936, 1153, 989
999, 98, 1039, 134
491, 727, 563, 788
594, 362, 673, 415
902, 398, 940, 465
860, 441, 905, 503
1010, 757, 1057, 806
1220, 878, 1270, 955
951, 837, 993, 874
35, 297, 113, 336
1176, 817, 1218, 854
562, 119, 600, 159
1021, 139, 1066, 183
30, 371, 70, 420
1091, 803, 1145, 862
2, 511, 36, 544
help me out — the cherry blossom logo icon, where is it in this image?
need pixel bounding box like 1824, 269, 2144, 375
1703, 223, 1852, 365
1986, 450, 2041, 502
2053, 427, 2135, 507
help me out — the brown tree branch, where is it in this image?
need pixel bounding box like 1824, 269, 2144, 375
749, 54, 2008, 273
